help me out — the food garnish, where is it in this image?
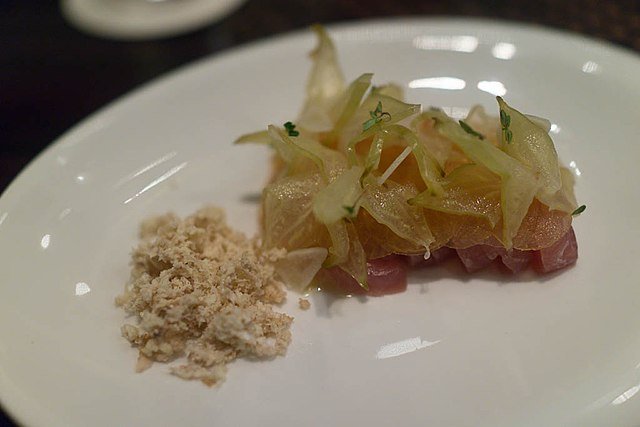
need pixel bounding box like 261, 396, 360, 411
237, 26, 583, 295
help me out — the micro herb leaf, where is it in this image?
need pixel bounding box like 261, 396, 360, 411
374, 101, 382, 115
343, 205, 356, 217
571, 204, 586, 216
500, 109, 512, 143
362, 118, 378, 132
459, 120, 485, 140
362, 101, 391, 132
505, 129, 513, 143
283, 121, 299, 137
500, 109, 510, 128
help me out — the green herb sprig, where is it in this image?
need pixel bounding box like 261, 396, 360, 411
571, 205, 586, 216
362, 101, 391, 132
500, 109, 513, 143
343, 205, 356, 217
284, 121, 299, 137
459, 120, 485, 140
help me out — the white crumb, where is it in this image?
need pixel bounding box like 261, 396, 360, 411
116, 206, 292, 386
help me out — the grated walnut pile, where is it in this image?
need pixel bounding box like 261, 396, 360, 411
116, 206, 292, 386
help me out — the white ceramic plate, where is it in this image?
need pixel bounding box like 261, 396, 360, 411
1, 18, 639, 427
61, 0, 248, 41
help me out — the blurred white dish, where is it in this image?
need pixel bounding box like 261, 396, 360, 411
61, 0, 247, 40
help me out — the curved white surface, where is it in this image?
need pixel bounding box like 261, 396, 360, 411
61, 0, 247, 40
1, 18, 640, 427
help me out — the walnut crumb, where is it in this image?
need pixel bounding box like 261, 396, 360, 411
116, 206, 292, 386
298, 298, 311, 310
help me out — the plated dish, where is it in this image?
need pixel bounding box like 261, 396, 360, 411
0, 18, 639, 427
238, 26, 582, 296
115, 26, 584, 388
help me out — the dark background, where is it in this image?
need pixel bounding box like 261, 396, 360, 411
1, 0, 638, 425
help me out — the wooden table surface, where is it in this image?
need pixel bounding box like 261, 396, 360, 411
1, 0, 638, 425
